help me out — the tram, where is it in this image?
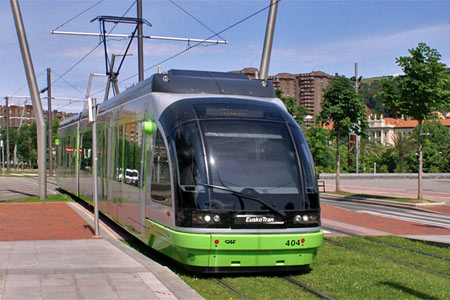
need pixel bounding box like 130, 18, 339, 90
56, 70, 323, 272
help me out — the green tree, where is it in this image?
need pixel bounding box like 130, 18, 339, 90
359, 138, 383, 172
381, 43, 450, 199
359, 79, 392, 115
319, 75, 368, 191
391, 133, 416, 173
276, 89, 309, 127
17, 123, 38, 168
411, 121, 450, 173
305, 125, 335, 173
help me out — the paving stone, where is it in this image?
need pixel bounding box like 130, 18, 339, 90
42, 292, 79, 300
0, 201, 207, 300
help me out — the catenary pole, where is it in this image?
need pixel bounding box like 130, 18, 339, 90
88, 98, 100, 236
259, 0, 278, 80
137, 0, 144, 82
10, 0, 47, 199
47, 68, 53, 177
5, 97, 10, 172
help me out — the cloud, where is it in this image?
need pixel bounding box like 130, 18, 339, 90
272, 24, 450, 65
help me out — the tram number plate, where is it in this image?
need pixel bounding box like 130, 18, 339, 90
285, 240, 301, 247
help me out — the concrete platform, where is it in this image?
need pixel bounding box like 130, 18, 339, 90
0, 201, 203, 300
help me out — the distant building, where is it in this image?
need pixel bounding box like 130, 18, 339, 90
296, 72, 333, 117
368, 115, 450, 146
231, 68, 334, 120
0, 104, 75, 129
230, 67, 260, 80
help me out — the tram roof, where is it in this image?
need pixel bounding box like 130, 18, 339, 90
60, 69, 275, 127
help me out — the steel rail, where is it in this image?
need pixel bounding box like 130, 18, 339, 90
324, 238, 450, 279
215, 278, 250, 300
322, 225, 450, 262
283, 277, 337, 300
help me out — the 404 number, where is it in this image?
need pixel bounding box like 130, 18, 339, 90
285, 240, 302, 247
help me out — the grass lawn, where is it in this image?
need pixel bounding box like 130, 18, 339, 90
1, 194, 73, 203
178, 236, 450, 300
122, 235, 450, 300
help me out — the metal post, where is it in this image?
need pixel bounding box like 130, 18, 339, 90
89, 98, 100, 236
5, 97, 10, 172
1, 139, 4, 174
47, 68, 53, 177
137, 0, 144, 82
259, 0, 278, 80
10, 0, 47, 199
354, 63, 359, 174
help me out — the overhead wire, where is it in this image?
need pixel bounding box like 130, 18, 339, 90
51, 1, 137, 94
168, 0, 226, 42
50, 69, 85, 95
116, 0, 282, 87
52, 0, 105, 31
6, 1, 105, 102
8, 69, 47, 100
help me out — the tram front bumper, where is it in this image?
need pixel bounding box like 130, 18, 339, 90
146, 220, 323, 268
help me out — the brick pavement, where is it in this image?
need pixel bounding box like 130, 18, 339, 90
322, 204, 450, 235
422, 205, 450, 214
0, 202, 95, 241
0, 201, 203, 300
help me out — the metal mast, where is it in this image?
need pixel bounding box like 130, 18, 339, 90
259, 0, 279, 80
47, 68, 53, 176
137, 0, 144, 82
10, 0, 47, 199
5, 97, 10, 172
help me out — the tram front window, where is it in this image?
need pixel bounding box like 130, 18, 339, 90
202, 120, 302, 211
175, 120, 304, 212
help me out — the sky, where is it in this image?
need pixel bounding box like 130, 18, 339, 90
1, 0, 450, 113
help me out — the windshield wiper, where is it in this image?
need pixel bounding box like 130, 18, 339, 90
197, 183, 286, 218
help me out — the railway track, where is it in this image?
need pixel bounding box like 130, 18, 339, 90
322, 225, 450, 262
283, 277, 337, 300
215, 278, 251, 300
215, 277, 337, 300
323, 238, 450, 279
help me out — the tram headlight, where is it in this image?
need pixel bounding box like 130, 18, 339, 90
293, 212, 320, 224
190, 211, 227, 227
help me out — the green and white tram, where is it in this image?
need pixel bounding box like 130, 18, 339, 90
56, 70, 323, 273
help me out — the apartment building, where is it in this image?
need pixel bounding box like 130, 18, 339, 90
0, 104, 74, 129
232, 68, 334, 119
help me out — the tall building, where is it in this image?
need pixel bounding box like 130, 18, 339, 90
268, 73, 298, 99
232, 68, 334, 119
297, 71, 333, 116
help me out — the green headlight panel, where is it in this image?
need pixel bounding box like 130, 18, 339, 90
142, 121, 157, 135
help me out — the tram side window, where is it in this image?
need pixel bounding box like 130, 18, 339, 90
151, 129, 172, 206
115, 125, 124, 182
80, 132, 92, 173
123, 122, 142, 187
100, 129, 107, 179
70, 136, 76, 173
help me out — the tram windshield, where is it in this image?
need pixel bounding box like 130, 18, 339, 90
160, 99, 319, 227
